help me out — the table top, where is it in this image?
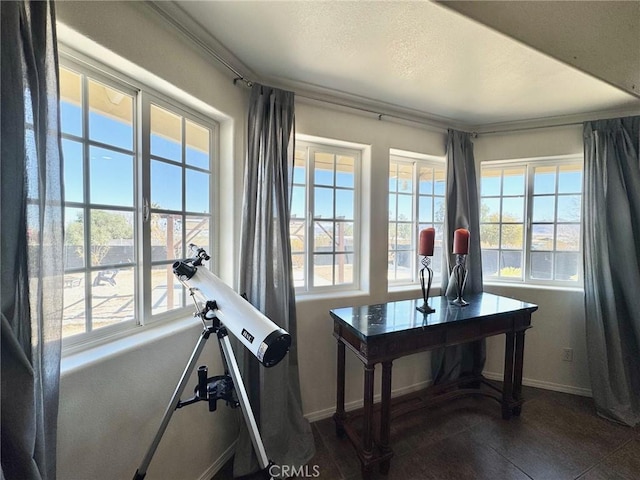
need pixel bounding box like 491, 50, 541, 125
330, 293, 538, 341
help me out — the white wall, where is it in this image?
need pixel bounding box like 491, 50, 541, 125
54, 2, 593, 479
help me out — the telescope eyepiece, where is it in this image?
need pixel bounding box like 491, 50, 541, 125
173, 261, 197, 280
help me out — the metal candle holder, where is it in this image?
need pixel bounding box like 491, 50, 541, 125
450, 254, 469, 307
417, 255, 435, 314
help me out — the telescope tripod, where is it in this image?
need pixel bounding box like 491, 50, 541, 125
133, 300, 274, 480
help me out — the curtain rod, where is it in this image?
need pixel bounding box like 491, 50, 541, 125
232, 77, 587, 136
476, 120, 584, 136
149, 3, 254, 88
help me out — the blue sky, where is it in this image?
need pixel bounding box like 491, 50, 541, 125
60, 101, 210, 214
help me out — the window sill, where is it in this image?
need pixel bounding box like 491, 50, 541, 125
61, 316, 200, 376
294, 288, 370, 304
483, 281, 584, 294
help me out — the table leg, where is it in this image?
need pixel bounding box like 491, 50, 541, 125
361, 364, 375, 472
380, 361, 393, 474
512, 330, 526, 416
502, 331, 515, 419
334, 340, 346, 437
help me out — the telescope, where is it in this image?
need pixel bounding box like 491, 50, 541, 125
134, 245, 289, 479
173, 250, 291, 367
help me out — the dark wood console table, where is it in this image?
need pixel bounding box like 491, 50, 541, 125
330, 293, 538, 478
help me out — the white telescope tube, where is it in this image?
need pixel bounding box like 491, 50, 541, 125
175, 263, 291, 367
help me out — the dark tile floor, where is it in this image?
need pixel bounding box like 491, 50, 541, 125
213, 386, 640, 480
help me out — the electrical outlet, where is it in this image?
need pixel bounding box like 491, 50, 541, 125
562, 348, 573, 362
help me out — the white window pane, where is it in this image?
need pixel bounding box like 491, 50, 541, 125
151, 213, 182, 261
186, 169, 210, 213
419, 167, 433, 194
89, 210, 134, 267
397, 193, 412, 221
557, 195, 581, 222
480, 224, 499, 249
532, 196, 555, 223
335, 189, 354, 220
388, 193, 397, 221
292, 254, 305, 287
500, 251, 522, 278
558, 165, 582, 194
62, 139, 83, 203
184, 216, 210, 257
336, 156, 354, 188
90, 146, 133, 207
290, 219, 305, 253
64, 207, 85, 269
314, 187, 333, 219
291, 185, 305, 219
534, 166, 556, 194
63, 273, 86, 338
556, 224, 580, 251
481, 198, 500, 222
434, 197, 445, 223
293, 156, 306, 185
531, 224, 554, 251
419, 196, 433, 223
90, 266, 135, 329
185, 120, 209, 169
397, 164, 413, 193
481, 170, 501, 196
88, 79, 133, 151
335, 222, 354, 252
530, 252, 553, 280
389, 163, 399, 192
434, 170, 446, 196
502, 168, 525, 196
314, 221, 333, 252
314, 152, 334, 186
313, 254, 333, 286
501, 224, 523, 249
334, 254, 354, 285
151, 104, 182, 162
60, 67, 82, 137
151, 264, 184, 315
151, 160, 182, 211
555, 253, 580, 281
482, 250, 499, 276
502, 196, 524, 223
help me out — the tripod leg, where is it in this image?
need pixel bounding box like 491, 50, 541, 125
218, 334, 272, 473
133, 329, 210, 480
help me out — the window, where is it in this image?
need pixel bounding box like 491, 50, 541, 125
290, 141, 360, 292
480, 157, 582, 285
388, 153, 446, 285
59, 58, 216, 346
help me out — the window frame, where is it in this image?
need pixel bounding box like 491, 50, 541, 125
387, 152, 446, 288
59, 52, 219, 353
292, 140, 362, 294
480, 155, 583, 287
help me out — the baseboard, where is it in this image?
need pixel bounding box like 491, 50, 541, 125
482, 371, 593, 398
304, 373, 592, 423
304, 380, 432, 423
197, 440, 237, 480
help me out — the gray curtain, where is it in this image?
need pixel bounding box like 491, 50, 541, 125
1, 1, 64, 479
583, 116, 640, 427
234, 84, 315, 476
431, 129, 485, 384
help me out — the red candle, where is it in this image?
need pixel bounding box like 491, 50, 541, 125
419, 228, 435, 256
452, 228, 469, 255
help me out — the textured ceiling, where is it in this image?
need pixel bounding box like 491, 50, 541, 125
167, 0, 640, 129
